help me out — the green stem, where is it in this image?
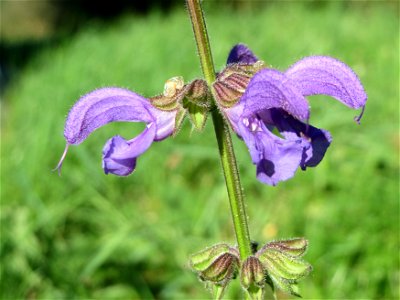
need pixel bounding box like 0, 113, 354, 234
186, 0, 252, 260
211, 111, 252, 260
186, 0, 216, 84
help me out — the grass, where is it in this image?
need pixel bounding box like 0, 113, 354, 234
1, 2, 399, 299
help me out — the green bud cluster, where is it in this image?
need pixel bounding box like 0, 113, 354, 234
190, 238, 311, 299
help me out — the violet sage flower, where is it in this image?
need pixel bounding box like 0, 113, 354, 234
55, 85, 181, 176
213, 44, 367, 186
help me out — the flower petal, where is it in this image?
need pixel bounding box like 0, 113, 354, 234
153, 109, 177, 141
237, 116, 306, 186
224, 102, 245, 133
102, 136, 137, 176
64, 87, 156, 145
267, 109, 332, 169
241, 69, 310, 121
285, 56, 367, 109
255, 135, 305, 186
226, 44, 259, 65
102, 123, 156, 176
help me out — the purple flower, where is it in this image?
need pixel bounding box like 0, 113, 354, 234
220, 44, 367, 186
55, 87, 177, 176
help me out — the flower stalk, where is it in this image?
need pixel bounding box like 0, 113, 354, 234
186, 0, 252, 260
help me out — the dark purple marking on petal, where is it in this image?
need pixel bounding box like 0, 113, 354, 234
285, 56, 367, 114
226, 44, 259, 65
257, 159, 275, 177
255, 130, 305, 186
300, 127, 332, 168
241, 69, 310, 121
267, 108, 332, 169
64, 87, 156, 145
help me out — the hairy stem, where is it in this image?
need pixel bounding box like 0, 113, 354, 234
210, 111, 252, 260
186, 0, 252, 260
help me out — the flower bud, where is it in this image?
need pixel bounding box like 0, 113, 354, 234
200, 252, 239, 283
260, 237, 308, 258
189, 243, 239, 284
256, 238, 312, 297
182, 79, 211, 131
212, 61, 266, 108
241, 256, 265, 289
184, 79, 211, 107
190, 244, 230, 270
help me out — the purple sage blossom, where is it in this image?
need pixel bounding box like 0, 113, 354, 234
222, 44, 367, 186
56, 87, 177, 176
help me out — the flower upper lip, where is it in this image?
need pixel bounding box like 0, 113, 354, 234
63, 87, 157, 145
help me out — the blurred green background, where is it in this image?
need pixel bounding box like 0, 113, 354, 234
1, 1, 399, 299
